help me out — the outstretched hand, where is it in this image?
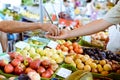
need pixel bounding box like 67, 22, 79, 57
45, 29, 69, 40
41, 23, 60, 36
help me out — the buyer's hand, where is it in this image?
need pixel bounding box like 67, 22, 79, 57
46, 29, 70, 40
41, 23, 60, 36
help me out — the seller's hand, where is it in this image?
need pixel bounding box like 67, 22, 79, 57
46, 29, 69, 40
41, 23, 60, 36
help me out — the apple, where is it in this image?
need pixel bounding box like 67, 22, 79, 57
14, 64, 24, 75
25, 67, 35, 74
24, 57, 32, 66
4, 64, 14, 74
11, 59, 21, 67
41, 60, 50, 68
47, 68, 54, 75
0, 60, 8, 67
41, 70, 52, 78
21, 50, 30, 58
29, 59, 41, 70
37, 66, 46, 74
8, 52, 17, 59
50, 63, 59, 71
15, 54, 24, 62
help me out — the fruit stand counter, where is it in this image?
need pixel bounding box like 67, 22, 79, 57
0, 37, 120, 80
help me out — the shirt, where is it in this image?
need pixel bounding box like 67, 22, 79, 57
103, 0, 120, 24
103, 0, 120, 53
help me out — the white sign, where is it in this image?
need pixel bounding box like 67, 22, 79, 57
47, 40, 58, 49
56, 68, 72, 78
15, 41, 29, 50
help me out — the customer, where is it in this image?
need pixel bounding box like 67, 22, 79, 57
47, 0, 120, 53
0, 20, 59, 36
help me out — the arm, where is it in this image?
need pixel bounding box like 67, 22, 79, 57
47, 19, 112, 39
0, 20, 59, 36
67, 19, 112, 38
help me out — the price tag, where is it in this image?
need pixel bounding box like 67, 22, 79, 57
15, 41, 29, 50
83, 36, 91, 43
0, 53, 11, 62
47, 40, 58, 49
56, 68, 72, 78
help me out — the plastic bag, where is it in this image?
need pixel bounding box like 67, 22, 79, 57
107, 24, 120, 54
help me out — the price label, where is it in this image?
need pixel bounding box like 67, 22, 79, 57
83, 36, 91, 43
15, 41, 29, 50
56, 68, 72, 78
0, 53, 11, 62
47, 40, 58, 49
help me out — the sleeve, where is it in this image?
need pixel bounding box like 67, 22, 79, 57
103, 1, 120, 24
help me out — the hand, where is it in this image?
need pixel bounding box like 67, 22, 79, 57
46, 29, 69, 40
41, 23, 60, 36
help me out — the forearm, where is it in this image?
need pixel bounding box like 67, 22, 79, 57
68, 19, 112, 38
0, 21, 42, 33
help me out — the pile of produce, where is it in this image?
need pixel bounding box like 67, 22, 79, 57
0, 38, 120, 80
0, 52, 59, 79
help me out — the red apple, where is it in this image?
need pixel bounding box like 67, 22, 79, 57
0, 60, 8, 67
25, 67, 35, 74
15, 54, 24, 62
14, 64, 24, 75
41, 60, 50, 67
4, 64, 14, 74
11, 59, 21, 67
41, 70, 52, 78
29, 59, 41, 70
37, 66, 46, 74
8, 52, 17, 59
47, 68, 54, 75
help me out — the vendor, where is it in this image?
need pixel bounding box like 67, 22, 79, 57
47, 0, 120, 53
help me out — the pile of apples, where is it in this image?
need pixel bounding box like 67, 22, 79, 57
64, 54, 119, 75
0, 52, 59, 78
16, 45, 65, 64
56, 40, 83, 54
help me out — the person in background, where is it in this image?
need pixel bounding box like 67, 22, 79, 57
63, 0, 75, 19
83, 0, 96, 17
47, 0, 120, 53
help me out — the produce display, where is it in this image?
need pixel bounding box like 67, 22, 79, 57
0, 38, 120, 80
21, 10, 39, 21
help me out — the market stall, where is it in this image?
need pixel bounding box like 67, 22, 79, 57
0, 0, 119, 80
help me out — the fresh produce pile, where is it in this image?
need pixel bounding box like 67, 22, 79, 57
0, 38, 120, 80
83, 47, 120, 62
0, 52, 59, 79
